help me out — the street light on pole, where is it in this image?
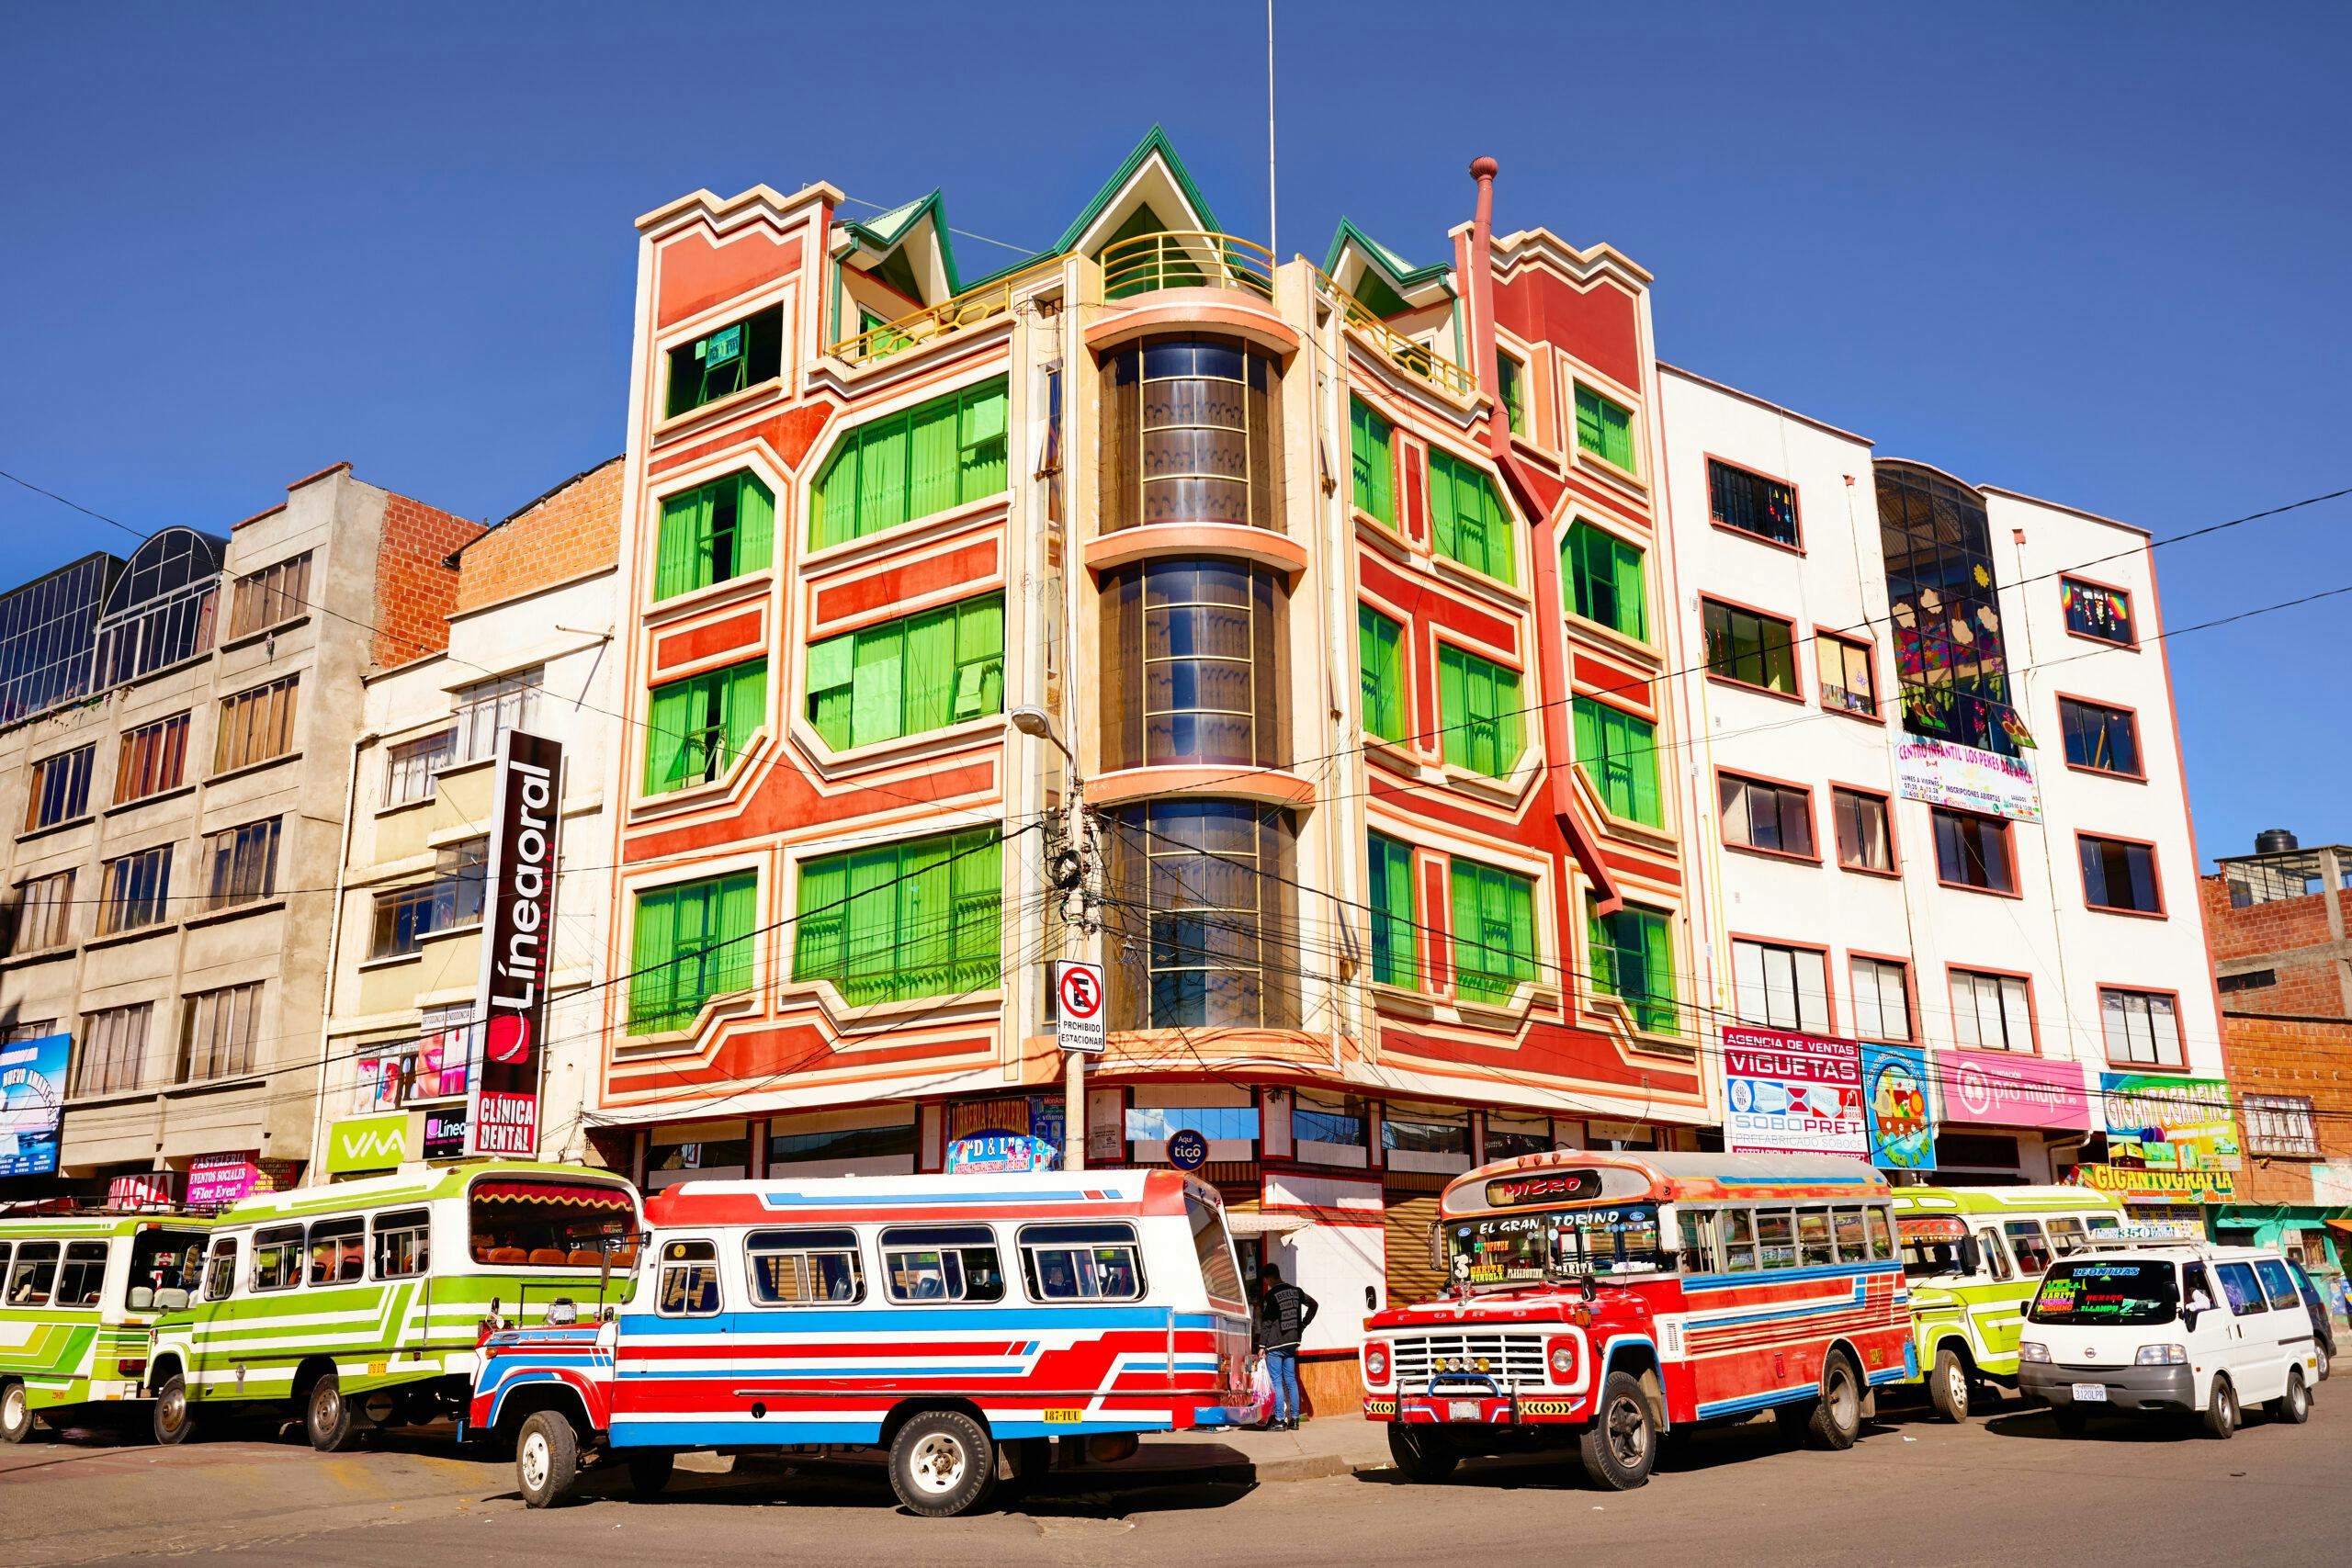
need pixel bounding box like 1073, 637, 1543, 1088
1011, 704, 1091, 1171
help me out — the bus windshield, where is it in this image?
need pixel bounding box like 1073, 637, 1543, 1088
127, 1228, 208, 1312
2028, 1259, 2180, 1326
1899, 1216, 1971, 1280
1443, 1203, 1668, 1287
469, 1178, 636, 1267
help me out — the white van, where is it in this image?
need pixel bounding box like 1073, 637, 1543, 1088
2017, 1241, 2321, 1438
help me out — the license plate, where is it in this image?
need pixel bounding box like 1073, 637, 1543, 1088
2070, 1382, 2109, 1403
1447, 1399, 1482, 1421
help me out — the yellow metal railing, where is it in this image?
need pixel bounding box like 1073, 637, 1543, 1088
827, 254, 1064, 367
1098, 231, 1275, 302
1316, 273, 1479, 402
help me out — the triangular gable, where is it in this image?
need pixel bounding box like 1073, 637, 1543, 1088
1322, 217, 1454, 318
837, 189, 962, 303
1054, 125, 1220, 258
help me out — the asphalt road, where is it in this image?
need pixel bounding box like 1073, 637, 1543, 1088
5, 1395, 2347, 1568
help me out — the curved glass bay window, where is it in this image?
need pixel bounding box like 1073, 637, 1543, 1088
1877, 464, 2027, 756
1103, 801, 1298, 1032
1102, 336, 1283, 533
95, 528, 223, 688
1101, 558, 1287, 771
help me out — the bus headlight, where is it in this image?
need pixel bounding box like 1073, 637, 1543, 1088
2018, 1340, 2051, 1363
2134, 1344, 2187, 1365
1545, 1337, 1577, 1382
1363, 1344, 1391, 1385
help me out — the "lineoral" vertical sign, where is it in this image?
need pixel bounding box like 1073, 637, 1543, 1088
465, 728, 563, 1158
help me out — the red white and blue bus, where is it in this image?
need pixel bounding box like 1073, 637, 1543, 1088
1361, 1151, 1910, 1489
467, 1170, 1253, 1516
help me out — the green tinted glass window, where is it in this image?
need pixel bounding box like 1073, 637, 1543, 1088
807, 593, 1004, 751
791, 829, 1002, 1007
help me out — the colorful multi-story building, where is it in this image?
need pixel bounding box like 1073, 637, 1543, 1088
586, 133, 1713, 1405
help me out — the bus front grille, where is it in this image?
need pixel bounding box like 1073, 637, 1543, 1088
1390, 1332, 1546, 1387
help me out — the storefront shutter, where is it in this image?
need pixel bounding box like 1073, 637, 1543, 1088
1385, 1189, 1446, 1309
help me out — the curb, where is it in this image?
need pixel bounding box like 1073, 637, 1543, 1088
1128, 1453, 1388, 1486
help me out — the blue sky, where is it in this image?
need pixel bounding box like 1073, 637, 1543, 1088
3, 2, 2345, 864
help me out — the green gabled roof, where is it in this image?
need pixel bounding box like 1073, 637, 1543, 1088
840, 187, 968, 297
1050, 124, 1221, 254
1323, 217, 1455, 316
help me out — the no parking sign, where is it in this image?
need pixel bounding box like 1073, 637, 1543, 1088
1053, 960, 1105, 1055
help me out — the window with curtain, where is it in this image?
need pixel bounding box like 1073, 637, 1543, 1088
1101, 337, 1282, 534
198, 818, 281, 911
664, 306, 784, 419
1564, 522, 1645, 641
385, 728, 456, 807
1816, 632, 1875, 716
97, 845, 171, 935
115, 713, 189, 805
229, 551, 311, 638
1349, 399, 1395, 526
1368, 832, 1417, 988
1731, 939, 1831, 1032
452, 668, 541, 762
2100, 989, 2181, 1066
1099, 558, 1286, 772
1496, 352, 1527, 434
7, 870, 73, 953
1933, 807, 2014, 893
1708, 458, 1798, 547
2080, 835, 2162, 914
2059, 697, 2142, 777
1428, 449, 1514, 584
2061, 577, 2135, 646
1574, 385, 1635, 471
629, 872, 760, 1033
1437, 645, 1523, 779
368, 839, 487, 957
654, 471, 775, 601
1588, 898, 1677, 1035
1702, 600, 1798, 694
1719, 774, 1815, 858
1850, 956, 1911, 1042
807, 594, 1002, 752
810, 378, 1010, 549
181, 980, 262, 1081
213, 676, 299, 773
24, 744, 93, 830
1451, 858, 1536, 1005
1952, 968, 2033, 1051
1834, 787, 1894, 873
1572, 696, 1661, 826
644, 659, 766, 795
1358, 604, 1406, 744
74, 1002, 152, 1095
790, 829, 1001, 1008
1101, 801, 1297, 1031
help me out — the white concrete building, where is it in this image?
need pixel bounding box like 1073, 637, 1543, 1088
1660, 365, 2222, 1192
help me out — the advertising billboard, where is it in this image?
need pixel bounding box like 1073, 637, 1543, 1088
1722, 1025, 1867, 1158
466, 728, 562, 1158
0, 1032, 69, 1177
1894, 737, 2041, 823
1860, 1041, 1936, 1171
1940, 1048, 2090, 1131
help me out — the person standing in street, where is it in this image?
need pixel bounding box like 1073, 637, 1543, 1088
1256, 1264, 1318, 1430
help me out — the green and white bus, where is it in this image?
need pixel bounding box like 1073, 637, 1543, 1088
2, 1211, 212, 1443
1891, 1184, 2132, 1420
145, 1161, 639, 1450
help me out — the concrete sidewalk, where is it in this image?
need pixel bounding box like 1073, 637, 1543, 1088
1120, 1413, 1393, 1484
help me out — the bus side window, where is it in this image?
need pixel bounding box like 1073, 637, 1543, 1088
308, 1216, 365, 1286
204, 1237, 238, 1301
1675, 1210, 1717, 1274
1757, 1211, 1797, 1270
1977, 1228, 2012, 1280
252, 1226, 304, 1292
374, 1210, 431, 1280
1019, 1223, 1146, 1302
657, 1239, 721, 1316
1830, 1207, 1867, 1264
2005, 1221, 2052, 1277
1796, 1211, 1834, 1268
745, 1228, 865, 1305
880, 1225, 1006, 1304
7, 1242, 59, 1306
2086, 1213, 2121, 1235
1721, 1209, 1758, 1273
56, 1241, 109, 1307
1866, 1207, 1895, 1262
2045, 1217, 2088, 1258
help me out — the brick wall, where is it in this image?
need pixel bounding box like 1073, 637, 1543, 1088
2199, 873, 2348, 1019
2222, 1013, 2352, 1206
453, 457, 624, 615
372, 494, 487, 668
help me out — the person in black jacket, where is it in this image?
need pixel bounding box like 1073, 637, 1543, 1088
1256, 1265, 1319, 1430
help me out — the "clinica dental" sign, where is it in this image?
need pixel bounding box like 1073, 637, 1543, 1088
466, 728, 563, 1157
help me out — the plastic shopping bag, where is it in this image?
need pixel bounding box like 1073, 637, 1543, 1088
1245, 1351, 1276, 1426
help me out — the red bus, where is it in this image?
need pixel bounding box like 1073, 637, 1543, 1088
1361, 1151, 1910, 1489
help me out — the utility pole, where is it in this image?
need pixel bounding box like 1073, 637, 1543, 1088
1012, 705, 1091, 1170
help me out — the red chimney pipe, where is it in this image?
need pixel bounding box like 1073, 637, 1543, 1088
1468, 157, 1503, 462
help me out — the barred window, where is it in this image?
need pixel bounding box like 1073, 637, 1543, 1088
2243, 1095, 2319, 1157
384, 728, 456, 806
229, 551, 312, 638
24, 744, 94, 830
7, 871, 74, 953
181, 981, 262, 1081
213, 675, 300, 773
74, 1002, 153, 1096
453, 668, 541, 762
97, 845, 172, 935
115, 713, 190, 804
198, 818, 280, 912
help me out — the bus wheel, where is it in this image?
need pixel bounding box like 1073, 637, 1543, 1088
1929, 1348, 1973, 1423
888, 1410, 996, 1517
1577, 1371, 1656, 1491
627, 1450, 675, 1495
1385, 1426, 1458, 1482
1806, 1350, 1863, 1450
1, 1381, 32, 1444
305, 1374, 357, 1453
516, 1411, 581, 1507
153, 1374, 199, 1447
